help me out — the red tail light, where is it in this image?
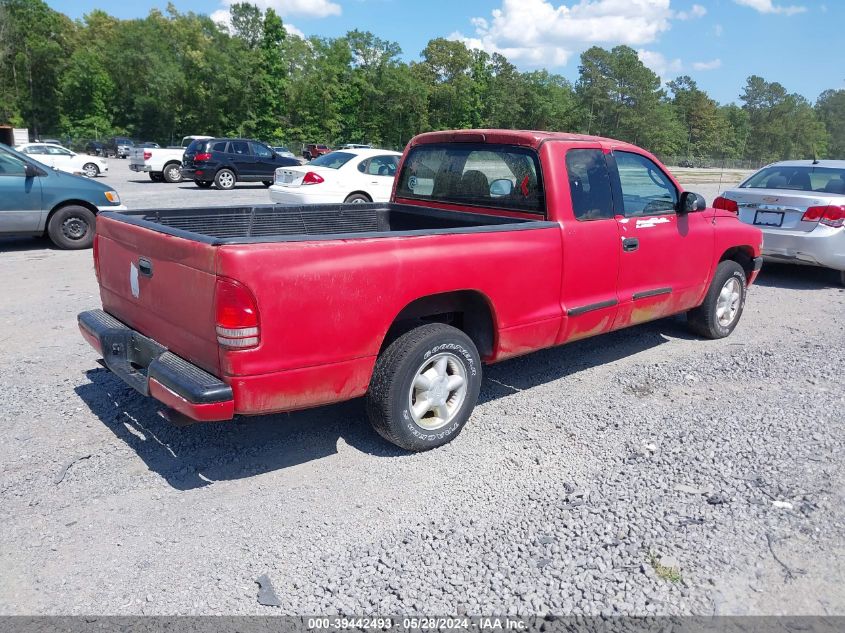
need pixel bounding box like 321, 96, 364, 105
302, 171, 324, 185
92, 234, 101, 283
803, 205, 845, 228
215, 278, 260, 349
143, 150, 152, 160
713, 196, 738, 213
195, 152, 212, 162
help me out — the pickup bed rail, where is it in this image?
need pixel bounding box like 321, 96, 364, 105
104, 203, 556, 245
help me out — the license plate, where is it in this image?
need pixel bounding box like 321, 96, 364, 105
753, 210, 784, 227
283, 172, 294, 183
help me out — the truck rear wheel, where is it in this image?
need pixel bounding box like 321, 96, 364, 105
162, 162, 183, 183
47, 205, 96, 250
366, 323, 482, 451
687, 260, 747, 339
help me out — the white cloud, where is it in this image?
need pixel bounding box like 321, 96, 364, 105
284, 23, 305, 38
733, 0, 806, 16
215, 0, 341, 20
676, 4, 706, 20
713, 24, 724, 37
451, 0, 674, 68
637, 49, 682, 79
692, 58, 722, 71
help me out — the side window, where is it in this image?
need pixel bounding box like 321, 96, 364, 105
565, 149, 614, 221
369, 155, 398, 176
0, 151, 27, 177
230, 141, 250, 155
615, 151, 677, 216
212, 141, 228, 153
357, 159, 369, 174
250, 142, 273, 158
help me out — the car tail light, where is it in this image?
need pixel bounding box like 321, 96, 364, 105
215, 278, 260, 349
802, 205, 845, 228
302, 171, 324, 185
92, 234, 101, 283
195, 152, 212, 162
143, 150, 152, 160
713, 196, 738, 213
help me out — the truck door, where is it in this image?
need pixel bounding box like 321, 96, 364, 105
0, 149, 43, 233
609, 149, 712, 328
555, 146, 621, 343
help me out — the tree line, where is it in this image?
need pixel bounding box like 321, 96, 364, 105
1, 0, 843, 163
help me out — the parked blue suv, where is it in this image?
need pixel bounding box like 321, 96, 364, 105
0, 143, 126, 249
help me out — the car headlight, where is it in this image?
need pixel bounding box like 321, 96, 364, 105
104, 191, 120, 204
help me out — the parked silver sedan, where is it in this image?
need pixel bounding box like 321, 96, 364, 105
715, 160, 845, 285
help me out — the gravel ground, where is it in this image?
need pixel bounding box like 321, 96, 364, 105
0, 166, 843, 616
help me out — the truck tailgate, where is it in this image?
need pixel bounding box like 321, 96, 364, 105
96, 214, 220, 375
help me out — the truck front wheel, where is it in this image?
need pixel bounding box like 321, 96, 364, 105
366, 323, 482, 451
687, 260, 747, 339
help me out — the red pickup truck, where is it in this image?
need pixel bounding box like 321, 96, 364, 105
79, 130, 763, 451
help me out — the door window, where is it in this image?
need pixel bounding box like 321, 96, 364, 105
364, 155, 399, 176
250, 142, 273, 158
565, 149, 614, 221
23, 145, 48, 155
615, 151, 677, 216
229, 141, 250, 155
0, 151, 27, 177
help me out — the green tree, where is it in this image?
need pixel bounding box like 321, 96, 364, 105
816, 89, 845, 157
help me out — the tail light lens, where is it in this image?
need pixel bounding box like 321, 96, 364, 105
143, 150, 152, 160
195, 152, 212, 162
713, 196, 738, 213
215, 278, 260, 349
803, 205, 845, 228
92, 234, 101, 283
302, 171, 324, 185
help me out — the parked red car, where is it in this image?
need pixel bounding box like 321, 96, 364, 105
79, 130, 763, 451
302, 143, 331, 161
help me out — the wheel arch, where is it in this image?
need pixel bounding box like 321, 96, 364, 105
380, 290, 498, 360
44, 199, 99, 234
719, 246, 755, 283
345, 190, 372, 202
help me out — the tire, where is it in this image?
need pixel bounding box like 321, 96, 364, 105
149, 172, 164, 182
687, 260, 747, 339
366, 323, 482, 452
195, 180, 212, 188
344, 193, 371, 204
46, 205, 96, 250
162, 162, 183, 183
262, 180, 273, 187
214, 169, 236, 190
303, 152, 312, 161
82, 163, 99, 178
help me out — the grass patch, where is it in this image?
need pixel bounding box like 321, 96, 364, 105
649, 552, 682, 583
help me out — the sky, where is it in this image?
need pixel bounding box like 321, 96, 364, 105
47, 0, 843, 105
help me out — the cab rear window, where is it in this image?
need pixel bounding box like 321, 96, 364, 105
396, 143, 544, 214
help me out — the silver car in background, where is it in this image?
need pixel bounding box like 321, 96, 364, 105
714, 160, 845, 285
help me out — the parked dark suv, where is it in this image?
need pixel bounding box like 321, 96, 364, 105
182, 138, 301, 190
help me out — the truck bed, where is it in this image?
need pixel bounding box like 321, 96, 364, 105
103, 203, 554, 244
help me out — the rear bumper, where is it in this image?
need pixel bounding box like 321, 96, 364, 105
761, 226, 845, 271
268, 185, 340, 205
129, 163, 152, 172
78, 309, 234, 422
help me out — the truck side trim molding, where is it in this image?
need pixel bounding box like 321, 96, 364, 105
567, 299, 618, 317
632, 287, 672, 301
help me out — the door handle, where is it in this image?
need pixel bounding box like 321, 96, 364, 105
622, 237, 639, 252
138, 258, 153, 277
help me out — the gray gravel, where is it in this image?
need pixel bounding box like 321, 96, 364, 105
0, 167, 843, 616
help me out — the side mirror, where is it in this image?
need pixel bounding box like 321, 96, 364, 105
490, 178, 514, 197
680, 191, 706, 214
24, 164, 38, 178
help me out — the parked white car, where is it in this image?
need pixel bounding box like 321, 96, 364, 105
16, 143, 108, 178
129, 135, 212, 183
269, 148, 401, 205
